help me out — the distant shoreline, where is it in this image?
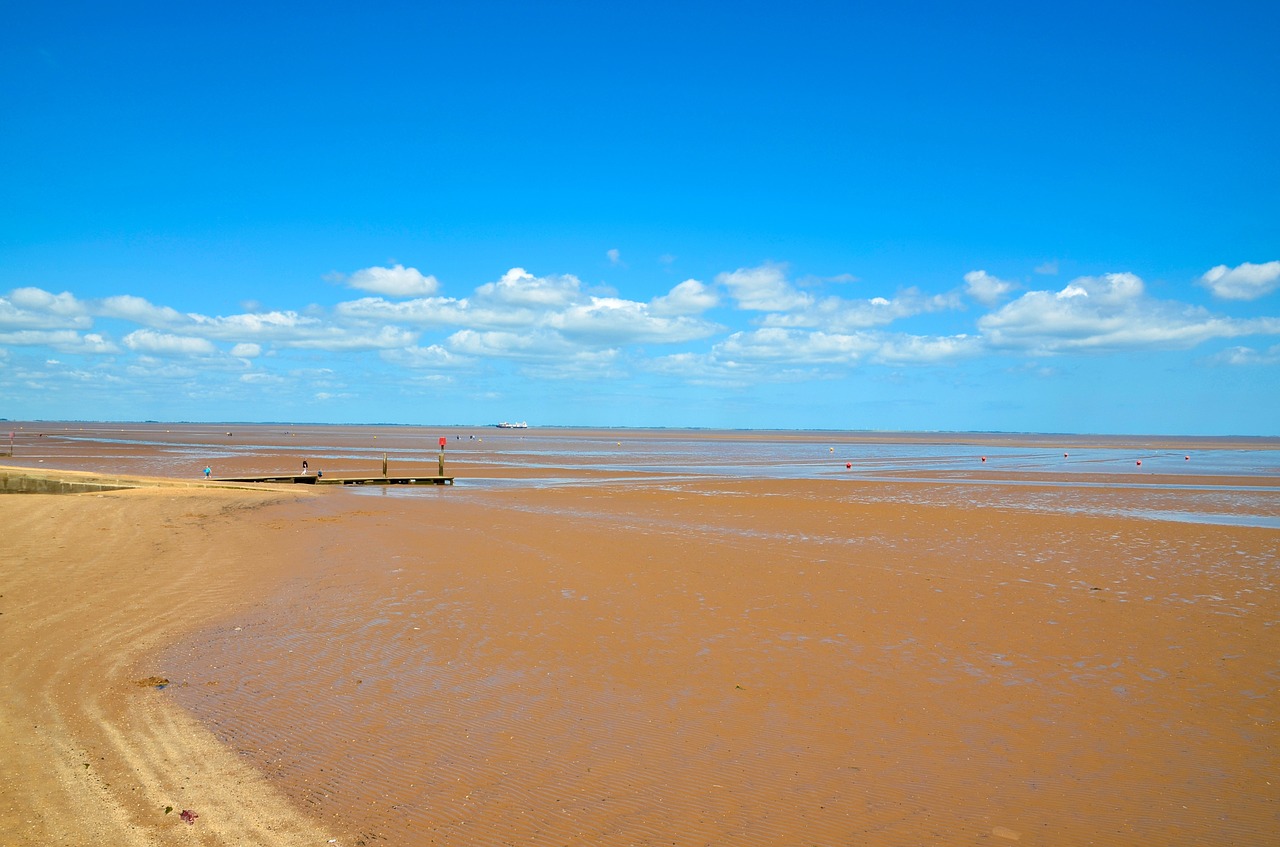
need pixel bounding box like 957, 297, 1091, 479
5, 419, 1278, 447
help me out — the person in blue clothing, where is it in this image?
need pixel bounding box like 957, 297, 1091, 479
203, 466, 211, 479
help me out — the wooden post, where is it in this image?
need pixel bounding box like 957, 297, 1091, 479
438, 450, 445, 478
382, 453, 388, 478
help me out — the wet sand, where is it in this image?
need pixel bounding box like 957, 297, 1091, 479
2, 424, 1277, 845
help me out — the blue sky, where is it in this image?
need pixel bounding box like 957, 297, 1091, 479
2, 2, 1278, 434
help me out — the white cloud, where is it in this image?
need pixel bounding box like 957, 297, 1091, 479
346, 276, 719, 349
797, 272, 859, 287
1, 288, 92, 330
447, 328, 585, 360
0, 329, 119, 353
762, 288, 960, 331
77, 333, 116, 354
645, 345, 836, 387
239, 372, 285, 384
474, 268, 582, 309
607, 248, 622, 266
96, 294, 186, 325
335, 296, 469, 328
1207, 344, 1280, 366
281, 325, 417, 351
1198, 261, 1280, 301
875, 334, 981, 364
346, 264, 440, 298
548, 297, 719, 344
979, 273, 1280, 353
518, 348, 623, 381
716, 263, 814, 312
187, 310, 324, 340
717, 327, 877, 364
643, 351, 751, 387
650, 279, 719, 316
123, 329, 217, 356
381, 344, 460, 369
964, 270, 1018, 306
230, 342, 262, 358
10, 287, 87, 316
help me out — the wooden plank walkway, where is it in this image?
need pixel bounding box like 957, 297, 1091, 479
212, 474, 454, 486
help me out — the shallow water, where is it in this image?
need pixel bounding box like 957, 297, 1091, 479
12, 421, 1280, 480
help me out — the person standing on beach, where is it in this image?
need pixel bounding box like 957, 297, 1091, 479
203, 466, 211, 479
302, 459, 309, 474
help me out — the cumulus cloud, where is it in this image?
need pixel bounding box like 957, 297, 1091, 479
650, 279, 719, 316
1, 288, 92, 330
547, 297, 719, 344
346, 264, 440, 298
239, 372, 285, 384
123, 329, 217, 356
518, 348, 624, 381
1207, 344, 1280, 366
717, 263, 814, 312
96, 294, 186, 325
10, 287, 87, 316
1198, 261, 1280, 301
646, 346, 832, 387
187, 310, 324, 340
281, 325, 417, 351
474, 268, 582, 309
447, 328, 585, 360
979, 273, 1280, 353
13, 257, 1276, 413
335, 296, 469, 328
717, 327, 877, 364
381, 344, 460, 369
875, 334, 982, 364
123, 360, 198, 379
762, 288, 960, 331
964, 270, 1018, 306
0, 329, 118, 353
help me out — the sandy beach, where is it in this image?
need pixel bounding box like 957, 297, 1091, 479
2, 424, 1277, 845
0, 476, 339, 845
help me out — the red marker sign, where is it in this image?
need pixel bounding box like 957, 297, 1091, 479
439, 437, 447, 448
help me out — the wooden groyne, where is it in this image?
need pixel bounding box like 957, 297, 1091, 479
211, 474, 454, 486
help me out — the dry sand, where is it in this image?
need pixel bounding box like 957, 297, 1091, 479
0, 477, 338, 845
2, 428, 1277, 845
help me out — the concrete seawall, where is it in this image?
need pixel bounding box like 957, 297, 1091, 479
1, 471, 134, 494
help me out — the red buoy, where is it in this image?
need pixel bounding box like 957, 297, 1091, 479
1136, 460, 1142, 466
981, 456, 986, 462
846, 462, 852, 469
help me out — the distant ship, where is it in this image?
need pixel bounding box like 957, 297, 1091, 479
495, 421, 529, 429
